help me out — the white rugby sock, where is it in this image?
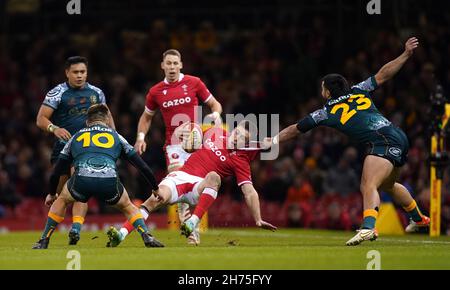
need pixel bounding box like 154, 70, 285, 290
119, 228, 129, 239
140, 208, 149, 220
189, 215, 200, 227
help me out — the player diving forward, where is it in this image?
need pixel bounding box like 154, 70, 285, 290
32, 104, 163, 249
107, 121, 277, 247
264, 37, 430, 246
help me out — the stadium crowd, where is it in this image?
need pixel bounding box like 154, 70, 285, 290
1, 1, 450, 234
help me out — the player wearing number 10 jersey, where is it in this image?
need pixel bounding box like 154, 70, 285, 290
32, 105, 163, 249
266, 37, 429, 246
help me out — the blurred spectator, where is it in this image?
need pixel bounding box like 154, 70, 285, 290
286, 174, 315, 203
0, 170, 21, 214
314, 199, 352, 231
323, 154, 359, 197
286, 202, 312, 228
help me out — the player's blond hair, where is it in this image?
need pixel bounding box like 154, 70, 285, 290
162, 49, 181, 61
87, 104, 109, 123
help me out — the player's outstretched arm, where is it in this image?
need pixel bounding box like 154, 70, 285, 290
263, 124, 300, 149
374, 37, 419, 86
241, 183, 277, 231
276, 124, 301, 144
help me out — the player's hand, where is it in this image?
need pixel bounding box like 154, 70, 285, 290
45, 194, 58, 207
54, 128, 71, 141
134, 140, 147, 155
205, 112, 222, 126
404, 37, 419, 57
261, 137, 274, 150
174, 122, 191, 141
179, 207, 192, 221
256, 220, 277, 231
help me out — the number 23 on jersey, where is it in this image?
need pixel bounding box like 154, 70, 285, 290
330, 94, 372, 125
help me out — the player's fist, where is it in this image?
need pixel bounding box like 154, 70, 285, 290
54, 128, 71, 141
256, 220, 277, 231
134, 140, 147, 155
45, 194, 58, 207
261, 137, 274, 150
205, 111, 222, 126
404, 37, 419, 57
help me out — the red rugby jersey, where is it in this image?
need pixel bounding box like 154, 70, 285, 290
180, 127, 260, 186
145, 73, 212, 145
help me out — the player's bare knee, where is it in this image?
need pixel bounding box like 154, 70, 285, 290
205, 171, 221, 189
155, 193, 170, 205
155, 185, 171, 204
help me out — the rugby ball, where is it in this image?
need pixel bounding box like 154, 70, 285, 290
181, 122, 203, 153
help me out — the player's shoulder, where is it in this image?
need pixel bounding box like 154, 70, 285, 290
115, 131, 128, 142
181, 74, 202, 84
350, 76, 377, 93
116, 132, 135, 154
148, 81, 166, 94
306, 105, 329, 125
46, 82, 69, 97
182, 74, 200, 81
43, 83, 70, 108
85, 83, 105, 96
350, 86, 371, 96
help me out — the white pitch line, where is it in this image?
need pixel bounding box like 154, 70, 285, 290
378, 238, 450, 245
206, 230, 450, 245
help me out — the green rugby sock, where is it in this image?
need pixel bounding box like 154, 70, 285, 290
403, 200, 423, 222
361, 208, 378, 230
130, 214, 148, 234
41, 213, 64, 239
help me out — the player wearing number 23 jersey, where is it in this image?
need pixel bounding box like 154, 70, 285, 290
272, 38, 428, 246
297, 76, 409, 167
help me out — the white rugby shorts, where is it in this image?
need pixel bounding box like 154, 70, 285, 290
159, 170, 203, 205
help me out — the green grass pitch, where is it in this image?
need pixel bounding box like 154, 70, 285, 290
1, 228, 449, 270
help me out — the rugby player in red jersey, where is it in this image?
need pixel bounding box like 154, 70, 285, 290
107, 121, 277, 247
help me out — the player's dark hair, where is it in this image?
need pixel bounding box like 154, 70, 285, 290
65, 56, 88, 69
87, 104, 109, 123
162, 49, 182, 61
321, 74, 350, 98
